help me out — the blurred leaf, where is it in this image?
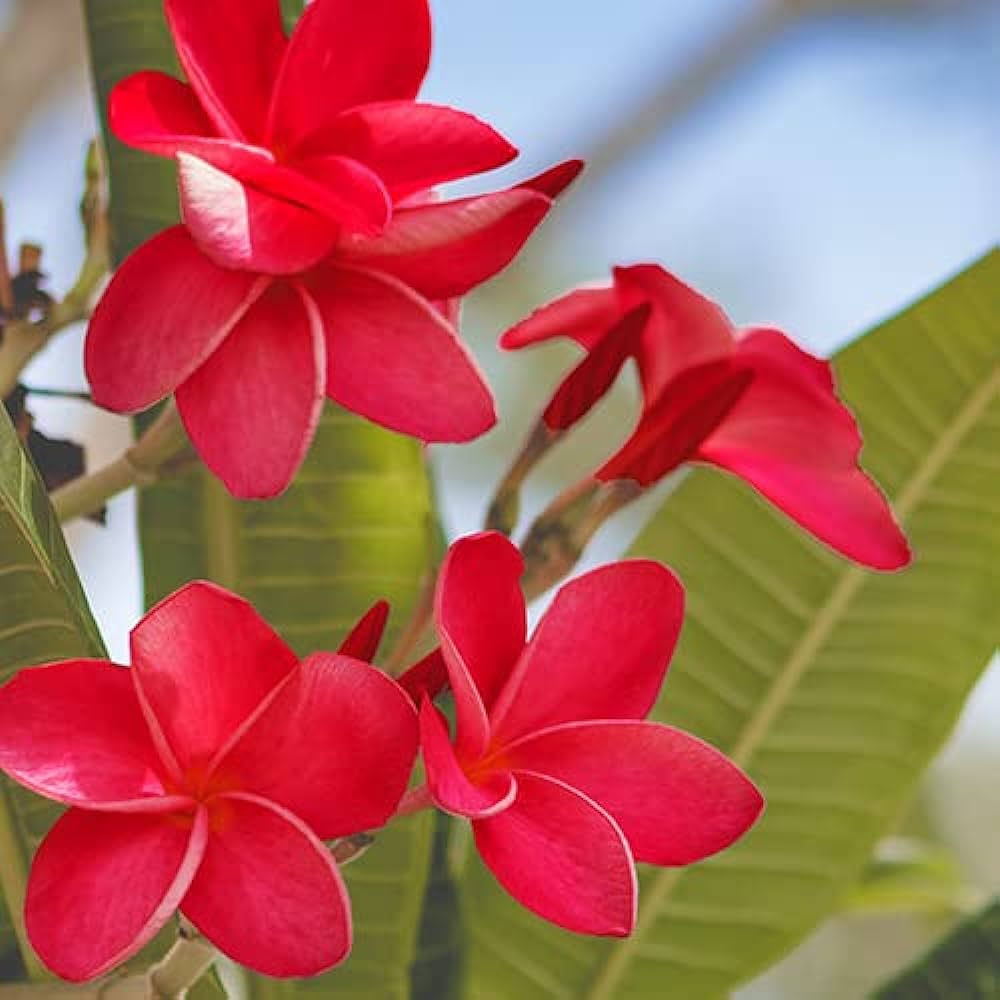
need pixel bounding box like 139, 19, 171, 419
873, 899, 1000, 999
462, 252, 1000, 997
0, 405, 105, 977
83, 1, 441, 995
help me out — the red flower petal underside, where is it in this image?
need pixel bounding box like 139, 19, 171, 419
337, 600, 390, 662
500, 285, 622, 352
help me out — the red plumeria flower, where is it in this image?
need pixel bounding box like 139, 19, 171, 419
0, 583, 417, 981
86, 0, 580, 498
413, 533, 763, 936
502, 264, 911, 570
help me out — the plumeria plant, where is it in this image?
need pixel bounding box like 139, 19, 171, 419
0, 0, 995, 998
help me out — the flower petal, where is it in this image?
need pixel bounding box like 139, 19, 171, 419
504, 721, 764, 865
164, 0, 287, 141
500, 285, 621, 351
130, 581, 298, 775
267, 0, 431, 149
420, 697, 516, 819
0, 660, 172, 810
697, 329, 911, 570
435, 532, 525, 712
473, 771, 636, 936
175, 281, 325, 498
397, 648, 448, 705
490, 561, 684, 744
178, 154, 339, 275
614, 265, 736, 403
26, 806, 207, 982
85, 227, 267, 413
214, 654, 418, 839
337, 188, 553, 300
337, 600, 390, 661
305, 265, 495, 442
303, 101, 517, 199
181, 793, 351, 977
517, 159, 585, 199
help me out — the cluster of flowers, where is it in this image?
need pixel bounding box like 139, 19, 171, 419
0, 0, 910, 985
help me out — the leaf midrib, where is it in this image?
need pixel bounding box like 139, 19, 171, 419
584, 358, 1000, 1000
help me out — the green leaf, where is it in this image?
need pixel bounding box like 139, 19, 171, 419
873, 899, 1000, 999
82, 2, 441, 994
461, 251, 1000, 998
0, 406, 106, 977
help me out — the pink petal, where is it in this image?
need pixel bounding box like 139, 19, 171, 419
213, 654, 418, 840
85, 226, 267, 413
697, 329, 911, 570
614, 265, 736, 403
181, 793, 351, 977
130, 581, 298, 776
164, 0, 287, 142
337, 188, 553, 300
490, 562, 684, 744
289, 155, 392, 234
26, 806, 207, 982
0, 660, 177, 810
337, 600, 390, 661
304, 264, 495, 442
435, 532, 526, 712
175, 281, 325, 499
397, 648, 448, 705
177, 154, 339, 275
473, 771, 636, 936
518, 159, 586, 199
420, 698, 516, 820
503, 721, 764, 865
267, 0, 431, 149
439, 629, 492, 762
500, 285, 621, 351
542, 304, 651, 430
302, 101, 517, 199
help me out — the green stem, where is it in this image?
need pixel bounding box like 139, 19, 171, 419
0, 785, 44, 980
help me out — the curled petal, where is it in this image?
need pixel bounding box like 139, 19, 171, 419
181, 793, 351, 977
337, 600, 390, 661
176, 282, 326, 499
518, 159, 585, 199
473, 771, 636, 936
504, 721, 764, 865
500, 285, 621, 352
397, 648, 448, 705
27, 807, 207, 982
130, 581, 297, 775
305, 265, 496, 442
85, 227, 267, 413
491, 562, 684, 744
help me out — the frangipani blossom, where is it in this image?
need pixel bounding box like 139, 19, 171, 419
0, 583, 417, 981
502, 265, 910, 570
86, 0, 580, 498
414, 533, 763, 935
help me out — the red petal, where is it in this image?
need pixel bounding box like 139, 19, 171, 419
504, 721, 763, 865
26, 807, 207, 982
490, 562, 684, 744
304, 265, 495, 442
302, 101, 517, 199
614, 265, 736, 403
396, 648, 448, 705
213, 654, 418, 839
542, 304, 651, 430
177, 154, 339, 275
181, 793, 351, 977
0, 660, 173, 810
164, 0, 287, 142
420, 698, 516, 819
337, 600, 390, 661
473, 771, 636, 936
337, 188, 552, 300
85, 227, 267, 413
517, 159, 585, 199
289, 155, 392, 234
130, 581, 298, 776
697, 329, 911, 570
435, 532, 525, 712
500, 285, 621, 351
175, 282, 325, 498
267, 0, 431, 149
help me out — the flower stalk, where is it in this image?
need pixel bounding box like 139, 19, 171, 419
484, 421, 561, 536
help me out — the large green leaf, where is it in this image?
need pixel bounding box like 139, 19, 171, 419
461, 251, 1000, 998
83, 1, 440, 994
0, 407, 106, 978
874, 899, 1000, 999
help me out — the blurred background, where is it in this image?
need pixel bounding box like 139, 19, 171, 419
0, 0, 997, 995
